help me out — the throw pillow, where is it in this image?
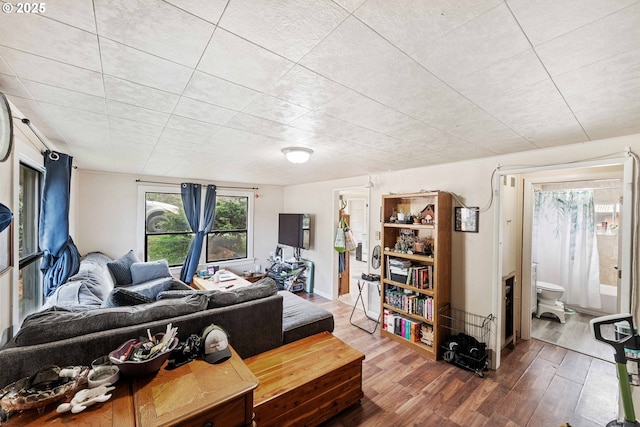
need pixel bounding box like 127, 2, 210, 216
107, 250, 140, 286
101, 288, 154, 308
130, 259, 171, 284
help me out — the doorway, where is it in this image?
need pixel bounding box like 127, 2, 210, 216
497, 158, 634, 365
337, 189, 370, 307
529, 178, 622, 360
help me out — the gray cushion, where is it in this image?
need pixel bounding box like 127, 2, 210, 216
15, 294, 208, 346
207, 278, 278, 308
280, 291, 334, 344
130, 259, 171, 284
101, 288, 154, 308
43, 252, 116, 310
157, 278, 278, 308
157, 289, 196, 300
125, 277, 191, 300
107, 250, 139, 286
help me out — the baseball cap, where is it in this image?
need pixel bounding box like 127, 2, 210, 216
201, 324, 232, 364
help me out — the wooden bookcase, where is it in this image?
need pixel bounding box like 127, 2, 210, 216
379, 192, 451, 360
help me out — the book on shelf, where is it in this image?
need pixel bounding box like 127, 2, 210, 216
384, 289, 434, 320
420, 324, 434, 346
385, 314, 422, 343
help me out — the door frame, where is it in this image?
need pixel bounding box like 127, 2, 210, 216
493, 154, 634, 368
332, 186, 371, 301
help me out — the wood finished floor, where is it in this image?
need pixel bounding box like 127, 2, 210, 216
297, 293, 619, 427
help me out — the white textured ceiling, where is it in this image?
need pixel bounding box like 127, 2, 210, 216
0, 0, 639, 185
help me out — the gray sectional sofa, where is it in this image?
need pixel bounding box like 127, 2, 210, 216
0, 252, 334, 387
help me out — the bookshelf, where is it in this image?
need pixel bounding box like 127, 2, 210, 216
379, 192, 451, 360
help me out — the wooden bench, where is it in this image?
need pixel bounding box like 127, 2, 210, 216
244, 332, 365, 427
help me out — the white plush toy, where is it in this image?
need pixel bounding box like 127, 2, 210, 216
56, 385, 115, 414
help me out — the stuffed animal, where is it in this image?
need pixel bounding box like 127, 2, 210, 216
56, 385, 115, 414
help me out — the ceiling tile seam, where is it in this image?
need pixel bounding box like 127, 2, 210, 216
141, 13, 222, 178
160, 0, 229, 26
94, 26, 117, 170
552, 45, 640, 95
504, 1, 592, 143
222, 115, 319, 141
0, 44, 106, 92
339, 13, 535, 147
5, 83, 73, 151
283, 7, 353, 66
23, 5, 97, 35
514, 0, 640, 48
96, 34, 201, 76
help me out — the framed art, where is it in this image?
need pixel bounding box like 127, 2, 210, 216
455, 207, 479, 233
0, 223, 11, 274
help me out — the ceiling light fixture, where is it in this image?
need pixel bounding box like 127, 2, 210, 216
282, 147, 313, 164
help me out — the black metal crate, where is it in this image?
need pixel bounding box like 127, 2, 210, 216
439, 305, 493, 377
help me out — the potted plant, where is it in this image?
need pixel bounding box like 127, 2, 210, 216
413, 212, 422, 224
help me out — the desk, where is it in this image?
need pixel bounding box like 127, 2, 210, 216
192, 272, 252, 291
12, 347, 258, 427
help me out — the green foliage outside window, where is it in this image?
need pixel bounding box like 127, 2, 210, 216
145, 192, 250, 265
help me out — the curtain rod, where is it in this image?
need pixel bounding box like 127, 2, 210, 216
18, 117, 53, 152
135, 179, 258, 191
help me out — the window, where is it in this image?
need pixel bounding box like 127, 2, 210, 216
144, 191, 192, 266
18, 163, 43, 322
207, 194, 249, 262
142, 187, 253, 266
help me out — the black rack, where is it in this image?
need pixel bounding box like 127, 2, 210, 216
439, 305, 493, 377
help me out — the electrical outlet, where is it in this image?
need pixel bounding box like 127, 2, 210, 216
375, 231, 381, 240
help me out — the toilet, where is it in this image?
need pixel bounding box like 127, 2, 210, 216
536, 281, 566, 323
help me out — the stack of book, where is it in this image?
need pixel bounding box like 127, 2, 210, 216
382, 309, 421, 343
388, 258, 412, 283
384, 289, 434, 320
406, 265, 433, 289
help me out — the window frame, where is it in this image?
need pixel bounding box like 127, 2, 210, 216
18, 160, 44, 323
206, 189, 254, 264
138, 185, 254, 270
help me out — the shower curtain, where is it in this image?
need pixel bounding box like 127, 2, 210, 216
532, 190, 601, 309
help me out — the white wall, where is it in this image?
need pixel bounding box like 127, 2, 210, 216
283, 133, 640, 360
74, 170, 284, 274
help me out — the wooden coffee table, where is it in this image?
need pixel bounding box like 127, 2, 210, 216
12, 346, 258, 427
245, 332, 365, 427
192, 271, 252, 291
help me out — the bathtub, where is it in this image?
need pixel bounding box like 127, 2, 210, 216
600, 283, 618, 314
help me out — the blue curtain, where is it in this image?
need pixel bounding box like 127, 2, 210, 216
180, 184, 217, 283
39, 151, 80, 296
0, 203, 12, 232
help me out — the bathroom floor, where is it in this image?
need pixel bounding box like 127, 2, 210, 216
531, 311, 613, 361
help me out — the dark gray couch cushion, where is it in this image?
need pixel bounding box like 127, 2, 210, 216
280, 291, 334, 344
107, 250, 139, 286
127, 277, 190, 299
207, 278, 278, 308
15, 294, 208, 346
156, 277, 278, 309
101, 288, 155, 308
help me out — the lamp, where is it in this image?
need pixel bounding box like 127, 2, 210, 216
282, 147, 313, 164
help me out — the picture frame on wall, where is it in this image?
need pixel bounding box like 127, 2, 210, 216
455, 207, 479, 233
0, 223, 11, 274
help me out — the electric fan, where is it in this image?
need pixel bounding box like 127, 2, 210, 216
371, 245, 381, 270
